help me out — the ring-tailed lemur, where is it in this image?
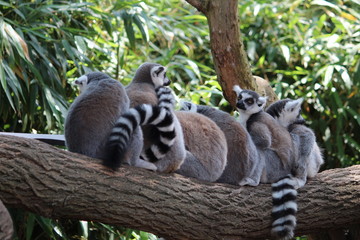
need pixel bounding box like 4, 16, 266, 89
126, 63, 228, 181
180, 102, 263, 186
266, 98, 324, 187
65, 72, 176, 171
233, 85, 299, 240
126, 63, 186, 173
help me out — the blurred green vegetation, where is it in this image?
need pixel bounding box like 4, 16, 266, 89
1, 0, 359, 239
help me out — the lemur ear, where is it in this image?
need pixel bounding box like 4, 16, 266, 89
233, 85, 242, 96
74, 75, 88, 86
257, 96, 267, 108
285, 98, 303, 111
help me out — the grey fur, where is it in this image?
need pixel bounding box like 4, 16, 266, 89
266, 98, 324, 187
105, 103, 176, 169
126, 63, 228, 181
65, 72, 154, 170
233, 86, 299, 240
126, 63, 186, 173
181, 102, 263, 186
174, 111, 228, 182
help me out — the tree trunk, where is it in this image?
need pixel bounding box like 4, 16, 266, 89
0, 135, 359, 240
185, 0, 278, 106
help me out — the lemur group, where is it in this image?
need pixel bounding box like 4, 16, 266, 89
64, 62, 324, 240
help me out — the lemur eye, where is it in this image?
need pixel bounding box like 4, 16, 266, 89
155, 67, 164, 75
238, 95, 242, 100
245, 98, 254, 105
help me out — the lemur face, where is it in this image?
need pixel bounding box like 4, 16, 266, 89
279, 99, 305, 127
266, 98, 305, 128
233, 85, 266, 115
151, 66, 170, 87
74, 72, 110, 94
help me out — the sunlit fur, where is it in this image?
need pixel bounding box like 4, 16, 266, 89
233, 85, 267, 127
266, 98, 304, 128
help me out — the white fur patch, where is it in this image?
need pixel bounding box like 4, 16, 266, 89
157, 123, 175, 132
284, 98, 303, 112
151, 66, 168, 87
233, 85, 243, 96
272, 176, 297, 187
160, 135, 175, 146
74, 75, 88, 93
142, 104, 153, 124
150, 108, 167, 125
180, 101, 197, 112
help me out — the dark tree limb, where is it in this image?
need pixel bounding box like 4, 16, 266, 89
0, 135, 360, 239
185, 0, 278, 106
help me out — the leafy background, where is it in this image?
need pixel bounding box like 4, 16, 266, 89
1, 0, 359, 239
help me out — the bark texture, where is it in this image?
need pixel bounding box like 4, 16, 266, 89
0, 135, 360, 239
185, 0, 278, 106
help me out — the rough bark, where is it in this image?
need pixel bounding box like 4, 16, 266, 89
0, 135, 360, 239
185, 0, 278, 106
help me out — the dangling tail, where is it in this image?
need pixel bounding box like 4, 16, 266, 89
271, 175, 298, 240
104, 104, 176, 169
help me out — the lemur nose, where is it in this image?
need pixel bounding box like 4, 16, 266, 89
163, 78, 171, 86
236, 101, 246, 110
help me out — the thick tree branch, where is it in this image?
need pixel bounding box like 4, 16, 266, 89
0, 135, 359, 240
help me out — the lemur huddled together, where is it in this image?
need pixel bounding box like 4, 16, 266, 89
64, 63, 324, 240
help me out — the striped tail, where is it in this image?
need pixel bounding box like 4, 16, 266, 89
271, 175, 298, 240
140, 86, 177, 162
104, 104, 176, 169
155, 86, 175, 110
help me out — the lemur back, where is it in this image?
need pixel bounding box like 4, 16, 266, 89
156, 88, 228, 181
174, 111, 228, 182
65, 72, 176, 171
180, 102, 263, 186
125, 63, 228, 181
65, 72, 131, 161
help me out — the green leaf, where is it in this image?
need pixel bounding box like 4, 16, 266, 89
280, 45, 290, 63
324, 65, 334, 86
311, 0, 342, 14
133, 14, 149, 42
335, 65, 352, 89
